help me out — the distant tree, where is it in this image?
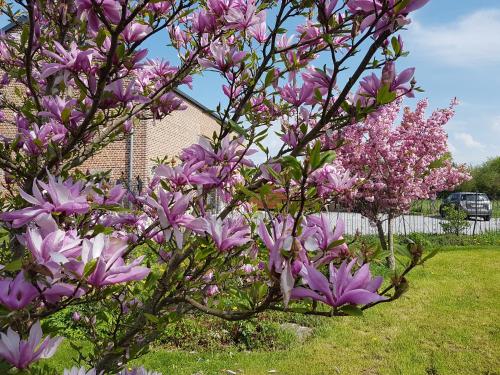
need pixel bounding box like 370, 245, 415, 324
332, 99, 470, 269
456, 157, 500, 199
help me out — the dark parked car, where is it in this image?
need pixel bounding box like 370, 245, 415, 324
440, 192, 493, 221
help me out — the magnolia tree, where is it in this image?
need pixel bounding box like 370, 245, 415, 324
0, 0, 434, 373
332, 99, 470, 268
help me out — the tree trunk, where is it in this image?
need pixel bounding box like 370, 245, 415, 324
376, 220, 387, 250
387, 215, 396, 271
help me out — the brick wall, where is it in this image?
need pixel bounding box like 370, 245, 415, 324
145, 100, 220, 179
0, 23, 220, 188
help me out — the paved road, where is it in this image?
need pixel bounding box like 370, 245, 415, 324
324, 211, 500, 236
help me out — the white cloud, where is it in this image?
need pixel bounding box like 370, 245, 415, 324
407, 9, 500, 67
454, 132, 484, 149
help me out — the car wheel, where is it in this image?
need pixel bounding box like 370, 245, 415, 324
484, 216, 491, 222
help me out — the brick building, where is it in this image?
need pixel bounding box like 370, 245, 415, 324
0, 20, 220, 190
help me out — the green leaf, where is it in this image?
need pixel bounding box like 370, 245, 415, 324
309, 141, 322, 170
394, 0, 411, 14
61, 107, 71, 124
327, 238, 346, 251
20, 25, 29, 46
391, 36, 401, 55
228, 119, 246, 136
422, 249, 439, 262
83, 259, 98, 278
264, 68, 275, 87
4, 258, 22, 272
376, 84, 397, 105
96, 28, 107, 48
144, 313, 159, 324
340, 305, 364, 316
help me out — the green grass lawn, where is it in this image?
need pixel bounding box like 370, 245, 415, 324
47, 246, 500, 375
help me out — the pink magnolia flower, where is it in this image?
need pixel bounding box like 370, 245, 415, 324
41, 41, 94, 80
355, 63, 415, 106
301, 215, 349, 265
102, 79, 146, 108
203, 215, 251, 252
39, 282, 85, 304
150, 92, 187, 119
17, 120, 69, 155
122, 22, 152, 43
257, 215, 294, 273
291, 259, 386, 307
225, 0, 265, 31
248, 20, 267, 43
198, 42, 247, 72
207, 0, 234, 16
191, 11, 217, 34
1, 174, 89, 228
0, 321, 63, 369
0, 272, 39, 310
279, 82, 315, 106
23, 227, 81, 271
39, 96, 84, 127
309, 163, 357, 198
347, 0, 430, 36
145, 190, 198, 248
76, 0, 122, 33
154, 162, 218, 188
82, 235, 150, 287
92, 184, 126, 205
147, 1, 172, 14
204, 284, 219, 297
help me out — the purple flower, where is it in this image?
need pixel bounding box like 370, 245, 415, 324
302, 215, 348, 261
23, 227, 81, 271
291, 259, 386, 307
279, 82, 315, 106
102, 79, 146, 108
145, 190, 197, 248
225, 0, 265, 31
355, 63, 415, 106
39, 282, 85, 304
0, 174, 89, 228
0, 272, 39, 310
204, 284, 219, 297
203, 215, 251, 252
72, 312, 81, 322
92, 184, 126, 205
199, 42, 247, 72
41, 41, 94, 81
83, 235, 150, 287
257, 216, 294, 273
154, 161, 218, 188
122, 22, 152, 43
39, 96, 84, 128
76, 0, 122, 33
0, 321, 63, 369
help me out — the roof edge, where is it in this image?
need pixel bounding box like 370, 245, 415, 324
173, 88, 220, 122
1, 15, 28, 33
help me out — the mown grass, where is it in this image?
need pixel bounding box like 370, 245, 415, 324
46, 245, 500, 375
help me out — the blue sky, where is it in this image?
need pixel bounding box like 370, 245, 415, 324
2, 1, 498, 165
402, 0, 500, 166
143, 0, 500, 166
